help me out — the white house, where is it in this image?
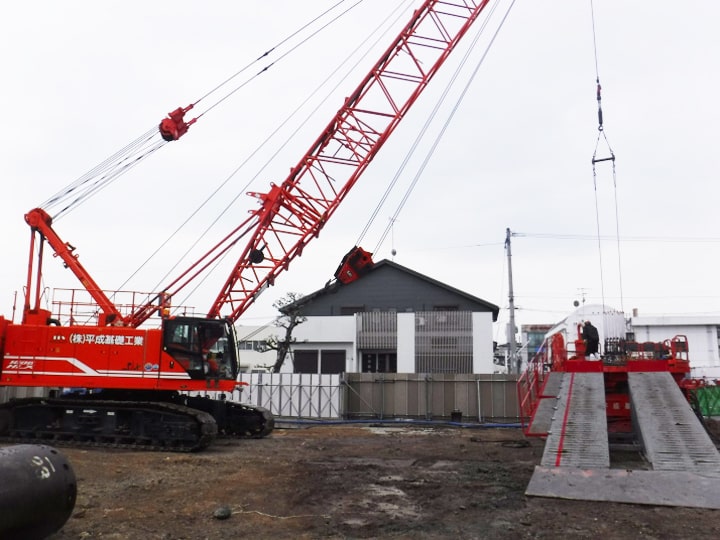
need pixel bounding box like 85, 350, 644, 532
236, 259, 499, 375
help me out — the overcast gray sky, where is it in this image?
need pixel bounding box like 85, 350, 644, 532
2, 1, 719, 343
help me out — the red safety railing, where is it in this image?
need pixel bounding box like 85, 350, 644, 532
517, 333, 571, 436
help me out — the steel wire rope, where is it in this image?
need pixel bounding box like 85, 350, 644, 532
194, 0, 368, 120
29, 1, 392, 317
36, 1, 360, 222
366, 0, 516, 254
50, 138, 167, 221
194, 0, 353, 105
41, 126, 155, 208
41, 127, 162, 219
119, 1, 415, 302
158, 2, 416, 310
589, 0, 624, 316
590, 165, 608, 317
35, 131, 166, 318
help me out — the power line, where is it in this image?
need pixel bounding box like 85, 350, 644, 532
511, 232, 720, 243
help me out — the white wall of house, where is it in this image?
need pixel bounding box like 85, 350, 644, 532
294, 315, 356, 342
397, 313, 415, 372
288, 315, 356, 373
632, 315, 720, 379
237, 310, 497, 374
473, 312, 495, 373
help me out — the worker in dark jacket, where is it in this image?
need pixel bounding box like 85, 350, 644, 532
582, 320, 600, 358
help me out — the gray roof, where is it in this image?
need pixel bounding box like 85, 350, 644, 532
281, 258, 499, 320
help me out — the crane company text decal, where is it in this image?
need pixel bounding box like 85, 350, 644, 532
69, 334, 144, 346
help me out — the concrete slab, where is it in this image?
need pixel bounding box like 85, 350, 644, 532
526, 465, 720, 509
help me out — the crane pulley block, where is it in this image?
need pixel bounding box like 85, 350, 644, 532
334, 246, 374, 285
159, 105, 196, 141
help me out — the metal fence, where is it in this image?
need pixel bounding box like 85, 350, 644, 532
1, 372, 521, 423
342, 373, 519, 423
235, 373, 343, 418
236, 372, 519, 423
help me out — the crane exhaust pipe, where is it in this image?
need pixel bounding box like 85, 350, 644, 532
0, 444, 77, 540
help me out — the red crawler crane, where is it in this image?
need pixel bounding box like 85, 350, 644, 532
0, 1, 492, 451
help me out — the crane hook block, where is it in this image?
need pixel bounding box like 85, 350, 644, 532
334, 246, 374, 285
159, 105, 195, 141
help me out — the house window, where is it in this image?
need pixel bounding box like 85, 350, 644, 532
321, 350, 346, 374
238, 340, 265, 352
293, 349, 346, 373
294, 350, 318, 373
361, 352, 397, 373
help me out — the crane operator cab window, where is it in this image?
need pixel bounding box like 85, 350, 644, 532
163, 317, 238, 381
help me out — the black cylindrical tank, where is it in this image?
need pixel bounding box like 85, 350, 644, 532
0, 444, 77, 540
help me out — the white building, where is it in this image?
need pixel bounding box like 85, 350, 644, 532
631, 314, 720, 379
236, 259, 499, 375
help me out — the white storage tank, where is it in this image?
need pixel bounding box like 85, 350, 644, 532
544, 303, 628, 357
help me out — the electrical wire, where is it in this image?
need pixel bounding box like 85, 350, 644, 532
512, 232, 720, 243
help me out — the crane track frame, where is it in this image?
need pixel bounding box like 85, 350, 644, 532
0, 397, 218, 452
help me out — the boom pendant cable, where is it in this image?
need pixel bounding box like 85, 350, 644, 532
589, 0, 624, 316
120, 1, 415, 297
363, 0, 516, 253
38, 1, 363, 221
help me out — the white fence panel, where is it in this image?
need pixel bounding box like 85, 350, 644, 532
236, 373, 342, 419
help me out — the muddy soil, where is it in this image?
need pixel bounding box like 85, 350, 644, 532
38, 420, 720, 539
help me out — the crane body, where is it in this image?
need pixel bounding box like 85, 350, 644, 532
0, 0, 493, 451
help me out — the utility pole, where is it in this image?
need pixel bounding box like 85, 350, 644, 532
505, 228, 518, 374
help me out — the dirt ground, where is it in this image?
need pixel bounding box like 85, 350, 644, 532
40, 421, 720, 540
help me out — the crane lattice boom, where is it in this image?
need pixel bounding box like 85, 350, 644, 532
205, 0, 491, 322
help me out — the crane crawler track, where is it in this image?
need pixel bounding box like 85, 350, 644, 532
176, 395, 274, 439
0, 397, 217, 452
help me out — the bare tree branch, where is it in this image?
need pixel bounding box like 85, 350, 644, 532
263, 292, 306, 372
